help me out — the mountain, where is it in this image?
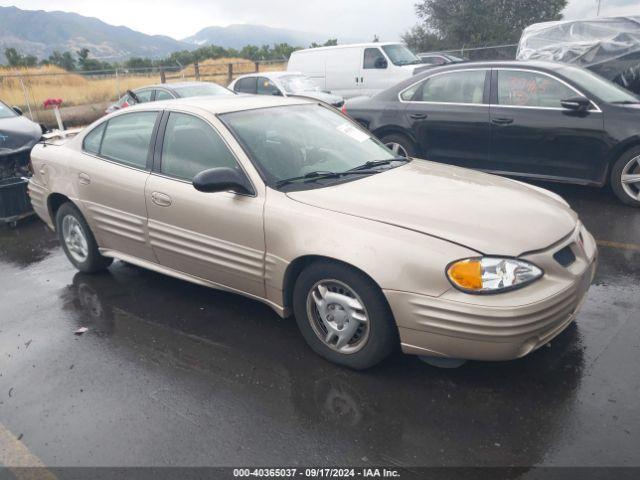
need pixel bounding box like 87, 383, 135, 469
183, 24, 345, 49
0, 6, 188, 63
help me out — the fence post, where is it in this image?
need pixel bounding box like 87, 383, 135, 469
194, 61, 200, 81
227, 63, 233, 84
255, 61, 259, 73
19, 77, 34, 121
160, 67, 166, 84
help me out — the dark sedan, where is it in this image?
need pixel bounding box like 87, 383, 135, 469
0, 100, 42, 178
343, 61, 640, 206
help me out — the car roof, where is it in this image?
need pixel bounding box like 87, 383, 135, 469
135, 81, 215, 91
293, 42, 403, 53
123, 94, 314, 115
232, 71, 303, 81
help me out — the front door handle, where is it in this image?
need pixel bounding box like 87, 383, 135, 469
491, 117, 514, 126
78, 172, 91, 185
151, 192, 172, 207
409, 113, 428, 120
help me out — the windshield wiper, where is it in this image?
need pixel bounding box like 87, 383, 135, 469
276, 169, 379, 188
347, 157, 410, 172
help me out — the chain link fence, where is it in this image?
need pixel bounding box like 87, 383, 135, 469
0, 59, 287, 128
438, 43, 519, 61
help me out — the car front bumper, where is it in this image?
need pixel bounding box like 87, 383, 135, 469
385, 222, 598, 361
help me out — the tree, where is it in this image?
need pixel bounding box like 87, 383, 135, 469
76, 48, 113, 71
4, 48, 37, 67
47, 51, 76, 71
403, 0, 567, 54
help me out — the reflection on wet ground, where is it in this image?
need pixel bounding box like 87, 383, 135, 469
0, 183, 639, 469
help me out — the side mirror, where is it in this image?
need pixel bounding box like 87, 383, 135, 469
193, 167, 254, 195
375, 57, 388, 69
12, 106, 23, 116
561, 96, 591, 111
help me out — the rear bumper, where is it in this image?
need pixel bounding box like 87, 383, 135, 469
385, 223, 598, 361
27, 179, 53, 228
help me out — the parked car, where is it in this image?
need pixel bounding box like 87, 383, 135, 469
105, 81, 235, 114
228, 71, 345, 108
517, 16, 640, 95
29, 95, 596, 369
0, 100, 43, 178
343, 60, 640, 206
417, 52, 466, 66
287, 42, 424, 99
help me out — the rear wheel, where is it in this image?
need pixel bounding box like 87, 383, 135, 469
611, 147, 640, 207
55, 202, 113, 273
293, 261, 398, 369
380, 133, 417, 158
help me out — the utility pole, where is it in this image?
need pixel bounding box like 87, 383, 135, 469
597, 0, 602, 16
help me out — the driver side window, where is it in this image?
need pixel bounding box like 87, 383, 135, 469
160, 113, 239, 181
363, 48, 387, 69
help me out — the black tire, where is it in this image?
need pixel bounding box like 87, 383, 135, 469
379, 133, 417, 158
292, 261, 398, 370
55, 202, 113, 273
610, 146, 640, 207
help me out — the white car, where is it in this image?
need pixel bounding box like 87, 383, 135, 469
287, 42, 424, 99
229, 72, 345, 108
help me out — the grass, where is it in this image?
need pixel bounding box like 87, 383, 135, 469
1, 59, 288, 112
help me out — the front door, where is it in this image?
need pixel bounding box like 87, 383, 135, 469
402, 69, 491, 168
73, 110, 159, 262
488, 68, 607, 183
145, 111, 266, 297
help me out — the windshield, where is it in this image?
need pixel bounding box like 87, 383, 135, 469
221, 104, 398, 189
173, 83, 234, 98
0, 101, 17, 119
558, 65, 639, 104
381, 44, 422, 66
278, 75, 320, 94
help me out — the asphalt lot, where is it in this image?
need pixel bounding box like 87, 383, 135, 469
0, 181, 639, 474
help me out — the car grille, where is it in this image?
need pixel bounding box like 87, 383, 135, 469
554, 245, 576, 268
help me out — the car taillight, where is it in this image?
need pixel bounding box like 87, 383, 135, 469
341, 104, 347, 114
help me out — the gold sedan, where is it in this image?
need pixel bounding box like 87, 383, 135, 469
28, 96, 597, 369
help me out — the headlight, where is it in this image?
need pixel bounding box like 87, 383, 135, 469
446, 257, 543, 294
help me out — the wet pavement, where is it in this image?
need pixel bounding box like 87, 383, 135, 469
0, 182, 639, 471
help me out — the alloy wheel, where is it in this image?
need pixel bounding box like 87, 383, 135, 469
385, 142, 409, 158
621, 154, 640, 201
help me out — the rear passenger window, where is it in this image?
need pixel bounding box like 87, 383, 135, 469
135, 90, 153, 102
83, 123, 106, 154
257, 77, 280, 95
417, 70, 486, 104
234, 77, 257, 94
161, 113, 238, 181
99, 112, 157, 169
155, 90, 173, 100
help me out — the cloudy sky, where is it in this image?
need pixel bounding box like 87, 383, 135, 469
1, 0, 639, 41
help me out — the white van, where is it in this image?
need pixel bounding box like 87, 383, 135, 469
287, 42, 424, 99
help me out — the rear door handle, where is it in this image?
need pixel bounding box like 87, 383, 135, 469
151, 191, 172, 207
409, 113, 428, 120
491, 117, 514, 125
78, 172, 91, 185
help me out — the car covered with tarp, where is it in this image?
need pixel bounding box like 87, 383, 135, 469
517, 16, 640, 94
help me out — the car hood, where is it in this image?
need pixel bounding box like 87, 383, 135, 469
0, 115, 42, 157
286, 160, 578, 256
289, 91, 344, 105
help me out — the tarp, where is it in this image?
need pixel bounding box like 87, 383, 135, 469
517, 16, 640, 94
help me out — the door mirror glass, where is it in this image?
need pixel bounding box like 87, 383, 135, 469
193, 167, 253, 195
561, 96, 591, 111
12, 106, 23, 116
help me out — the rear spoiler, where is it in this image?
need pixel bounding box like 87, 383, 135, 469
41, 128, 83, 145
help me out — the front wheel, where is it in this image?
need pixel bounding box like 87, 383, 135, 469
292, 261, 398, 369
55, 202, 113, 273
610, 147, 640, 206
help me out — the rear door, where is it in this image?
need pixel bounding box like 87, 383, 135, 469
401, 68, 491, 168
325, 47, 363, 99
487, 68, 607, 183
75, 111, 160, 261
145, 111, 266, 297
